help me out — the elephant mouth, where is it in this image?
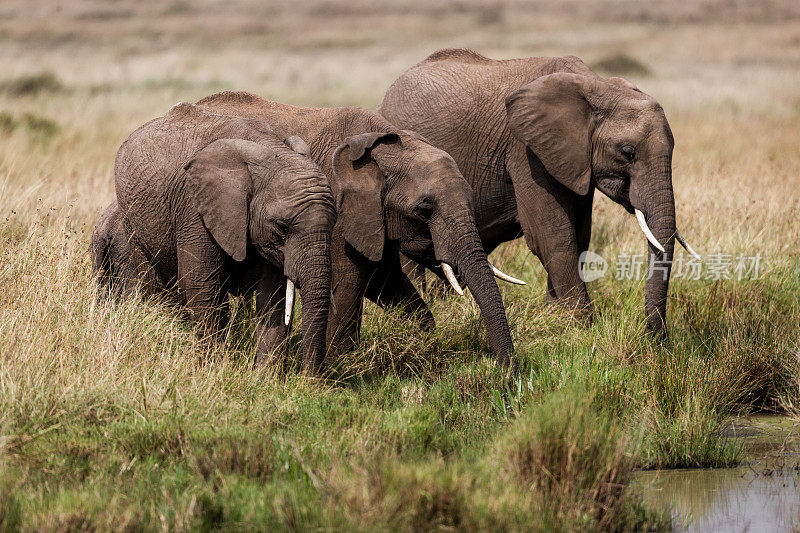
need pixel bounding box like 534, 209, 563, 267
594, 173, 634, 213
396, 239, 439, 270
253, 243, 285, 271
594, 174, 699, 259
253, 244, 292, 272
429, 262, 454, 280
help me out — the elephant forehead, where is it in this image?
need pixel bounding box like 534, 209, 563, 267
271, 149, 323, 174
253, 185, 335, 229
599, 99, 669, 139
266, 170, 333, 204
616, 96, 665, 123
413, 173, 473, 206
406, 148, 461, 174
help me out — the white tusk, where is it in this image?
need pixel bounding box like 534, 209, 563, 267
284, 279, 295, 326
441, 263, 464, 296
675, 229, 700, 261
635, 209, 665, 253
490, 263, 526, 285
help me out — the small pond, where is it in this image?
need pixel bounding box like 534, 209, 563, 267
634, 415, 800, 532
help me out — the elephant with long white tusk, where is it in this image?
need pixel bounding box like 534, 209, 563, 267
379, 48, 700, 338
198, 91, 517, 367
92, 103, 336, 374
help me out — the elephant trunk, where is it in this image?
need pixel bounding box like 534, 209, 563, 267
441, 219, 515, 366
638, 171, 677, 339
284, 228, 332, 374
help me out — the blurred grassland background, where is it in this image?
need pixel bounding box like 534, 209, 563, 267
1, 0, 799, 530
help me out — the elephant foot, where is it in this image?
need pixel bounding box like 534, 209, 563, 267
503, 354, 519, 377
253, 345, 287, 371
544, 296, 594, 327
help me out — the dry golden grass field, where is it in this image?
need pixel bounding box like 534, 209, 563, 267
1, 1, 799, 530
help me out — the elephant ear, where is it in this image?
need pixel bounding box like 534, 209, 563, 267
331, 132, 399, 262
283, 135, 311, 156
505, 72, 598, 196
185, 139, 273, 261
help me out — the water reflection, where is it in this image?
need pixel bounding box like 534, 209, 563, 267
634, 416, 800, 532
637, 467, 800, 532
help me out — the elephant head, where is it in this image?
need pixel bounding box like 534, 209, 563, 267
184, 136, 336, 371
331, 130, 516, 364
505, 73, 697, 336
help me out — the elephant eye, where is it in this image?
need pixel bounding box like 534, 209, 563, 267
274, 218, 290, 235
620, 145, 636, 162
413, 199, 434, 221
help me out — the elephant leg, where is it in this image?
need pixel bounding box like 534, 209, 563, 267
176, 241, 229, 340
91, 210, 166, 301
541, 250, 591, 312
572, 188, 595, 322
387, 274, 435, 331
253, 268, 290, 367
400, 252, 428, 294
509, 148, 592, 314
545, 275, 558, 302
118, 239, 169, 300
327, 236, 370, 356
575, 187, 594, 257
400, 252, 455, 297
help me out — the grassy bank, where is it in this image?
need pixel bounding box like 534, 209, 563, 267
2, 0, 800, 530
1, 178, 797, 529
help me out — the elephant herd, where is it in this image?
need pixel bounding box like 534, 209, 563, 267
91, 49, 697, 374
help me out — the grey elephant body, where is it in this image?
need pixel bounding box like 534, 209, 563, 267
197, 92, 515, 365
100, 102, 336, 371
379, 49, 681, 336
90, 200, 165, 298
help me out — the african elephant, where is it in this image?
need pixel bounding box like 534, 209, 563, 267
197, 92, 517, 366
100, 102, 336, 372
379, 49, 698, 337
91, 200, 158, 297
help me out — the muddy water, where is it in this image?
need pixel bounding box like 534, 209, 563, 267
634, 415, 800, 532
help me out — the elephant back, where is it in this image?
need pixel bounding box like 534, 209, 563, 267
112, 103, 287, 266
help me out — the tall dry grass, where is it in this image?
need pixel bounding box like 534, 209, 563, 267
1, 0, 799, 529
